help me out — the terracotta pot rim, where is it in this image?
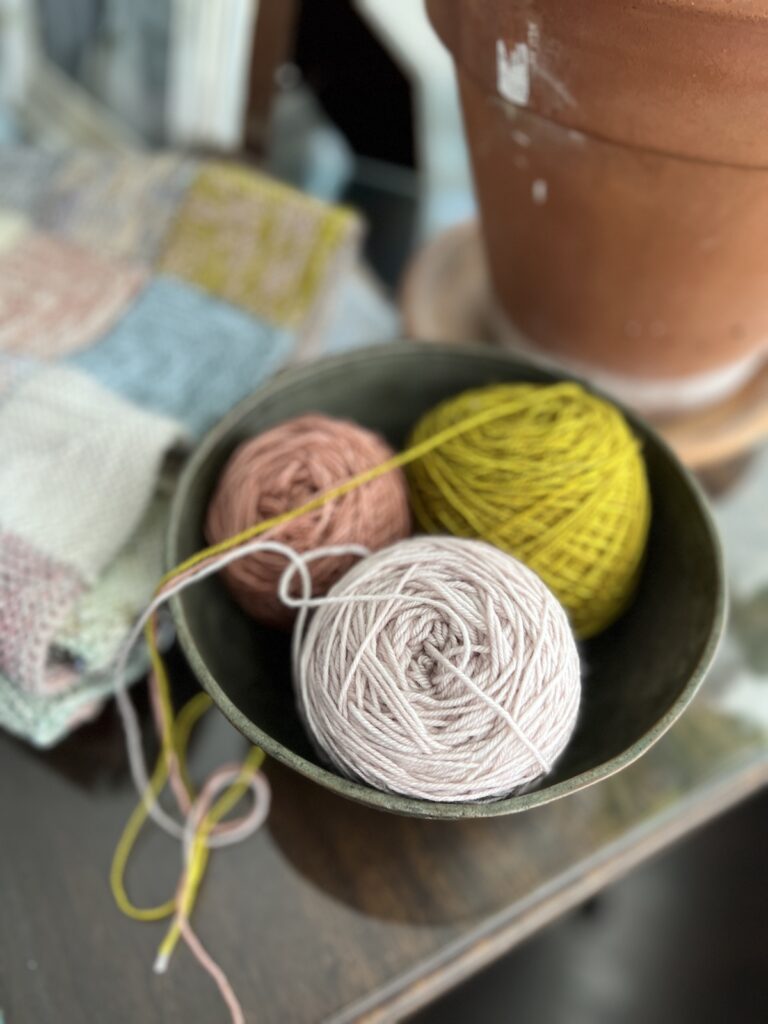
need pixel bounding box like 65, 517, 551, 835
653, 0, 768, 18
484, 94, 768, 172
427, 0, 768, 166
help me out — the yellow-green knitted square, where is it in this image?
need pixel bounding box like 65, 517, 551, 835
160, 163, 361, 329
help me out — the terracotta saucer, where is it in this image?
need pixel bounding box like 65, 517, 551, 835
401, 222, 768, 471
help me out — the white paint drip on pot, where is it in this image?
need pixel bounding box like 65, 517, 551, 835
532, 179, 548, 204
496, 22, 576, 110
496, 39, 531, 106
535, 61, 576, 109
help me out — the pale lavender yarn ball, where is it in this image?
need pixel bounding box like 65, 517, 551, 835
295, 536, 581, 802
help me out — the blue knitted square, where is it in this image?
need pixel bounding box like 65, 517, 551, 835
69, 277, 296, 437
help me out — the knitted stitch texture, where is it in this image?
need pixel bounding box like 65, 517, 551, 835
0, 233, 144, 359
0, 148, 377, 745
0, 364, 184, 699
160, 162, 361, 332
38, 152, 197, 263
0, 209, 30, 255
69, 277, 294, 438
0, 148, 63, 216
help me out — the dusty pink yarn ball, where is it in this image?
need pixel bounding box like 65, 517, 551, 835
205, 413, 411, 628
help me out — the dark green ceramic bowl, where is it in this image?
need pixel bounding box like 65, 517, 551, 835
168, 342, 725, 820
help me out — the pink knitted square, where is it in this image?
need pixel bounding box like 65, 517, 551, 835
0, 234, 145, 359
0, 529, 85, 695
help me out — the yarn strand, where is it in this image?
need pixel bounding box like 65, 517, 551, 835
110, 689, 212, 923
154, 749, 267, 972
112, 381, 641, 1018
159, 387, 599, 589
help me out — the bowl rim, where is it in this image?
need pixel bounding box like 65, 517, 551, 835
168, 340, 726, 820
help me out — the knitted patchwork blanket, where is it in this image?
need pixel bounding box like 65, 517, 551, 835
0, 147, 395, 745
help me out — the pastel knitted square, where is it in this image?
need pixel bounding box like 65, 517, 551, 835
0, 530, 85, 695
55, 494, 170, 675
0, 494, 173, 739
0, 147, 64, 217
0, 638, 155, 747
38, 152, 198, 264
0, 365, 184, 585
69, 276, 295, 437
160, 162, 361, 330
0, 234, 145, 359
0, 209, 31, 255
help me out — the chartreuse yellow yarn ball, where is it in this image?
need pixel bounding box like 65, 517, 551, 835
406, 382, 651, 639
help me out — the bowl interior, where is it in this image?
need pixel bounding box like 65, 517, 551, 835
169, 342, 724, 819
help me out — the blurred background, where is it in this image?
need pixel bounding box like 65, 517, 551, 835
1, 2, 767, 1022
0, 0, 475, 282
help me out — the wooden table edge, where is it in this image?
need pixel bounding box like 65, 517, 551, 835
328, 756, 768, 1024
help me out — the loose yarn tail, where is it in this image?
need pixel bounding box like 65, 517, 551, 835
110, 385, 634, 1019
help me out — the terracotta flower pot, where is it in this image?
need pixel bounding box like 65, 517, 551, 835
427, 0, 768, 411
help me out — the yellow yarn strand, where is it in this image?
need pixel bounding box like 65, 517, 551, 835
110, 690, 212, 921
155, 746, 265, 968
112, 683, 263, 970
158, 389, 583, 589
146, 616, 186, 787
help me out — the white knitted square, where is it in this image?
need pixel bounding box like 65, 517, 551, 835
0, 365, 185, 580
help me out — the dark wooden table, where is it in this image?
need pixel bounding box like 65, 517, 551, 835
4, 441, 768, 1024
2, 657, 768, 1023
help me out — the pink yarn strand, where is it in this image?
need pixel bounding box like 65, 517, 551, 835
172, 764, 265, 1024
181, 920, 246, 1024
